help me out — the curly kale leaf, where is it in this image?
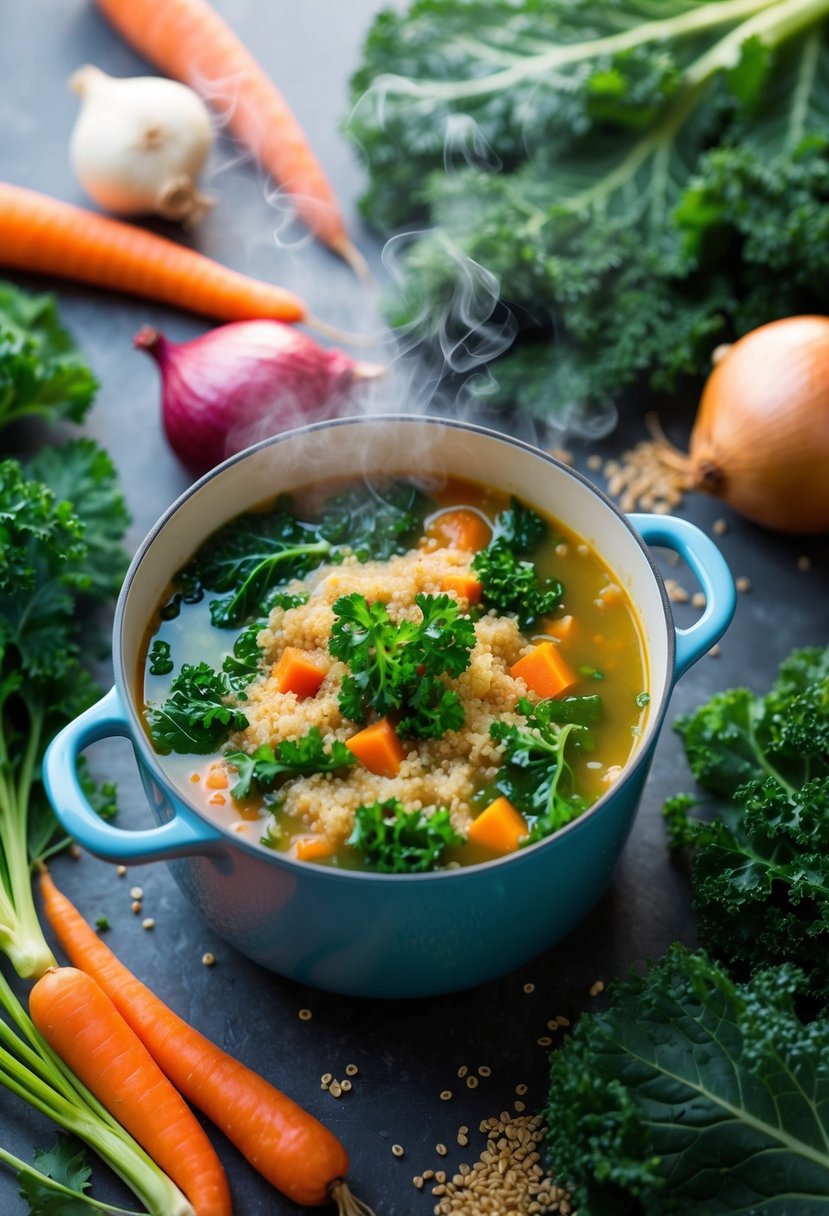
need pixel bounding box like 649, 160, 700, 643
666, 777, 829, 1003
220, 621, 266, 692
329, 592, 475, 737
472, 499, 563, 630
546, 944, 829, 1214
145, 662, 248, 755
674, 645, 829, 799
317, 478, 432, 560
175, 503, 331, 629
0, 282, 97, 429
347, 1, 829, 422
348, 798, 461, 873
489, 696, 593, 838
669, 646, 829, 1002
225, 729, 356, 800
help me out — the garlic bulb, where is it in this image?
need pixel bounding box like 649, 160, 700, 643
69, 66, 214, 223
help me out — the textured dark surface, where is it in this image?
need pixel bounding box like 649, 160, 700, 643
1, 3, 828, 1214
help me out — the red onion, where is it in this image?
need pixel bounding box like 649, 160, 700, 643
135, 321, 384, 476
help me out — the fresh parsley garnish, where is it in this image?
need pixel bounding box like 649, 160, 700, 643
328, 592, 476, 738
348, 798, 461, 873
225, 729, 356, 800
489, 697, 593, 839
472, 499, 563, 630
145, 662, 248, 755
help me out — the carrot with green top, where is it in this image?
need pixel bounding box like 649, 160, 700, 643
29, 965, 232, 1216
0, 182, 306, 323
94, 0, 365, 273
39, 870, 369, 1214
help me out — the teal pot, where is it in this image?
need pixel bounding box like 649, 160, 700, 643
43, 416, 735, 998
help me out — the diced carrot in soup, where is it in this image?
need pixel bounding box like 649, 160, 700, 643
441, 573, 483, 604
272, 647, 326, 698
510, 642, 578, 699
425, 508, 492, 552
294, 836, 336, 862
467, 797, 527, 854
543, 614, 575, 642
345, 718, 406, 778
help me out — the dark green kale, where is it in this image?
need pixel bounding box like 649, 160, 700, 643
546, 945, 829, 1214
472, 499, 563, 631
221, 621, 266, 692
348, 798, 461, 873
0, 282, 97, 430
224, 729, 356, 800
0, 440, 129, 977
489, 697, 593, 839
347, 1, 829, 424
328, 592, 476, 738
667, 646, 829, 1002
317, 478, 432, 560
148, 639, 174, 676
145, 662, 248, 755
174, 502, 331, 629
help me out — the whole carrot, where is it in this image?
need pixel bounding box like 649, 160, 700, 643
0, 182, 305, 323
94, 0, 365, 274
29, 965, 233, 1216
40, 871, 369, 1213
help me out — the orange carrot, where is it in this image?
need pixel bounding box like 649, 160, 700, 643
0, 182, 305, 322
510, 641, 579, 699
94, 0, 362, 270
345, 717, 405, 777
39, 872, 358, 1211
29, 965, 232, 1216
467, 796, 527, 854
294, 836, 336, 863
542, 614, 575, 642
425, 508, 492, 553
441, 572, 483, 605
272, 647, 326, 699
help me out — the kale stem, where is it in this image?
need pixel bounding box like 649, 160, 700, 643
369, 0, 784, 104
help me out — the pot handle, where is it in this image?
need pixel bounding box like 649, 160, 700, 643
630, 514, 736, 681
43, 686, 225, 864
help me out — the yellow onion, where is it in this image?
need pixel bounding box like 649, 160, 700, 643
687, 315, 829, 534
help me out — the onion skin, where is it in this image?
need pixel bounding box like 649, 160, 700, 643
689, 315, 829, 534
135, 321, 383, 476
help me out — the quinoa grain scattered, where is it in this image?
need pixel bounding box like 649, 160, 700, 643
129, 886, 143, 900
116, 865, 127, 877
392, 1144, 405, 1158
345, 1063, 359, 1076
466, 1075, 479, 1089
436, 1143, 448, 1156
589, 979, 605, 997
130, 901, 141, 915
713, 518, 728, 535
522, 982, 535, 994
735, 575, 751, 593
441, 1090, 453, 1101
797, 555, 812, 572
340, 1079, 353, 1093
297, 1008, 313, 1021
201, 951, 216, 966
141, 917, 155, 931
477, 1065, 492, 1078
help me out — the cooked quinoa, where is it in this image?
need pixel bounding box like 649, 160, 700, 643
230, 546, 535, 845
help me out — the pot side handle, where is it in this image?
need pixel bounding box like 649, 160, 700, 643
630, 514, 736, 681
43, 686, 224, 864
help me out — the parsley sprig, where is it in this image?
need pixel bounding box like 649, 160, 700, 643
145, 662, 249, 755
348, 798, 461, 872
328, 592, 476, 738
225, 729, 356, 800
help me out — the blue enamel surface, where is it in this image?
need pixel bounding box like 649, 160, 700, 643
42, 507, 735, 997
631, 513, 736, 678
43, 686, 223, 864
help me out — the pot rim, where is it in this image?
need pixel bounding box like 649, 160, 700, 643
113, 413, 675, 883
